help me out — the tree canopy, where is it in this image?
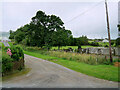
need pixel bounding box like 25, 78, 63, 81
9, 10, 72, 49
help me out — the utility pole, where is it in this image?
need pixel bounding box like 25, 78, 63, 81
105, 0, 113, 63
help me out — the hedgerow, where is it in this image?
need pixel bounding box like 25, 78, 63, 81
2, 45, 24, 75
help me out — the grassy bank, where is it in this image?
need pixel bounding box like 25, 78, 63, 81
24, 50, 119, 82
2, 68, 31, 81
8, 42, 13, 47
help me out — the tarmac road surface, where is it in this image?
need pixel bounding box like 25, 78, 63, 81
2, 54, 119, 88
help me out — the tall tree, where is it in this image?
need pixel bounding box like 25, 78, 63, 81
11, 10, 73, 48
77, 35, 88, 45
9, 30, 15, 39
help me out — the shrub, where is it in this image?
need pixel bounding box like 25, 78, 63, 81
21, 39, 27, 46
116, 38, 120, 46
78, 45, 81, 49
25, 46, 42, 51
90, 42, 99, 46
3, 46, 24, 61
3, 46, 9, 51
10, 46, 24, 61
15, 31, 25, 44
10, 39, 15, 42
2, 52, 13, 73
2, 52, 13, 64
12, 42, 17, 45
105, 45, 108, 47
2, 45, 24, 75
113, 58, 120, 62
111, 41, 115, 46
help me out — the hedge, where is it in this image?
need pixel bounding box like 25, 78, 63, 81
2, 46, 24, 75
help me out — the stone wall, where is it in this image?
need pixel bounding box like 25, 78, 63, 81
114, 47, 120, 56
54, 47, 120, 56
84, 47, 120, 56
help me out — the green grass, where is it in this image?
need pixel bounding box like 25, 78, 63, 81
8, 42, 13, 47
2, 68, 31, 81
81, 45, 96, 48
0, 50, 2, 62
88, 41, 111, 47
98, 42, 109, 47
51, 45, 95, 50
2, 42, 5, 48
52, 60, 118, 82
24, 50, 119, 82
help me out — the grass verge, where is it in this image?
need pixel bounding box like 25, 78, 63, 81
24, 50, 119, 82
2, 68, 31, 81
8, 42, 13, 47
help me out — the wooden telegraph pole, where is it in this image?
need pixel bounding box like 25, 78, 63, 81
105, 0, 113, 63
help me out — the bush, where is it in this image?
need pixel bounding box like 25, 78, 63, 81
2, 43, 5, 48
21, 39, 27, 46
111, 41, 115, 46
25, 46, 42, 51
2, 52, 13, 73
105, 45, 108, 47
103, 60, 113, 65
3, 46, 9, 51
10, 39, 15, 42
12, 42, 17, 45
113, 58, 120, 62
90, 42, 99, 46
2, 45, 24, 75
78, 45, 81, 49
3, 46, 24, 61
15, 31, 25, 44
116, 38, 120, 46
10, 46, 24, 61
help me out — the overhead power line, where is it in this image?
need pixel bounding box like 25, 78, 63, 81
65, 0, 104, 24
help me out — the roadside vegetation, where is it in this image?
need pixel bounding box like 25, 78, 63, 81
23, 49, 119, 82
8, 42, 13, 47
7, 42, 119, 82
51, 45, 96, 50
1, 43, 24, 76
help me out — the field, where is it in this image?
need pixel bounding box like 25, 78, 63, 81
98, 42, 109, 47
52, 45, 97, 50
51, 42, 111, 50
8, 42, 13, 47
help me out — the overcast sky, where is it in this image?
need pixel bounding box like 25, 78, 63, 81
2, 0, 118, 39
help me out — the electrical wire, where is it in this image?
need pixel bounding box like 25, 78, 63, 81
65, 0, 104, 24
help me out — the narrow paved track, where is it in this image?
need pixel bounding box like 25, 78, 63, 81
3, 54, 118, 88
2, 42, 10, 47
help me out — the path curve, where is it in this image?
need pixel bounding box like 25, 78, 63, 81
2, 42, 10, 47
3, 54, 118, 88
